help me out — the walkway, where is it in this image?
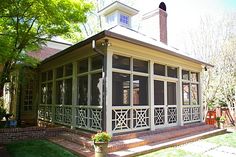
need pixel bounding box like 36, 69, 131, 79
178, 140, 236, 157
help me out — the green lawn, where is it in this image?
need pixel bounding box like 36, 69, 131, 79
6, 140, 79, 157
139, 132, 236, 157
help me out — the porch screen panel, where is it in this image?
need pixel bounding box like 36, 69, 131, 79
75, 55, 103, 131
182, 70, 200, 123
154, 80, 165, 125
54, 64, 73, 125
112, 55, 150, 133
39, 70, 53, 122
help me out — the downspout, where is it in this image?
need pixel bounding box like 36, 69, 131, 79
92, 39, 108, 131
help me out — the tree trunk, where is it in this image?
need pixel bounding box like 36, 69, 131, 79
0, 61, 13, 96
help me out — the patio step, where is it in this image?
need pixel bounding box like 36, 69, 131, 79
48, 123, 226, 157
108, 123, 216, 152
108, 128, 227, 157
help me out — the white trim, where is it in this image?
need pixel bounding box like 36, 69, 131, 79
106, 51, 113, 134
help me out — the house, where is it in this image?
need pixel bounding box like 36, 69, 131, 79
6, 1, 212, 135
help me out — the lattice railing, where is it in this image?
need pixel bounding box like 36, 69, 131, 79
182, 106, 200, 123
38, 105, 53, 122
154, 107, 165, 125
112, 107, 150, 133
55, 106, 72, 125
75, 106, 102, 131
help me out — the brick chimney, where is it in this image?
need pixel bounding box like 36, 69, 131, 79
159, 2, 167, 44
141, 2, 168, 44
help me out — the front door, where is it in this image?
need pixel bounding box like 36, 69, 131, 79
154, 80, 178, 128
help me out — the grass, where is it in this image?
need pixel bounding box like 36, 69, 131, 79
139, 131, 236, 157
204, 131, 236, 148
6, 139, 79, 157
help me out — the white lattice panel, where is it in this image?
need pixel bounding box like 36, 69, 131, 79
133, 108, 149, 128
112, 109, 131, 131
55, 106, 63, 122
192, 107, 200, 121
64, 107, 72, 124
182, 107, 191, 122
90, 108, 102, 130
154, 107, 165, 125
76, 108, 87, 127
167, 107, 177, 124
45, 106, 52, 121
38, 106, 45, 119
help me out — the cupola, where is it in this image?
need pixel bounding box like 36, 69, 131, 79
98, 1, 139, 29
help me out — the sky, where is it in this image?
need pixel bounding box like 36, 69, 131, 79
128, 0, 236, 51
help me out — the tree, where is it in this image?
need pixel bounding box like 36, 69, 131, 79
185, 14, 236, 110
0, 0, 93, 93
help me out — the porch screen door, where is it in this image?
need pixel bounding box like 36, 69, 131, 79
154, 80, 177, 127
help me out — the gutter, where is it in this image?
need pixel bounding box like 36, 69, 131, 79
92, 39, 108, 131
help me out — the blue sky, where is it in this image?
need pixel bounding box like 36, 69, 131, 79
131, 0, 236, 50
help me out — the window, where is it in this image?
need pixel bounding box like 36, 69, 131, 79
56, 66, 63, 78
182, 83, 190, 105
154, 64, 165, 76
190, 72, 198, 82
112, 72, 130, 106
64, 78, 72, 105
120, 14, 129, 25
77, 59, 88, 73
167, 66, 177, 78
154, 80, 164, 105
77, 56, 103, 106
91, 55, 103, 70
182, 70, 189, 80
106, 14, 115, 24
91, 73, 103, 106
24, 80, 33, 111
41, 70, 53, 105
133, 59, 148, 73
191, 84, 199, 105
133, 75, 148, 106
77, 76, 88, 105
55, 63, 73, 105
167, 82, 176, 105
112, 55, 130, 70
56, 80, 63, 104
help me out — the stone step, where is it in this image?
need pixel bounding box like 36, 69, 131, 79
108, 124, 215, 152
48, 136, 94, 157
108, 128, 227, 157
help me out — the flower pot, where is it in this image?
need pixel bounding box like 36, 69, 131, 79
94, 142, 108, 157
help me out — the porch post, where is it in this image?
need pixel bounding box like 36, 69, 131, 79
199, 72, 204, 122
106, 50, 113, 135
51, 69, 56, 123
178, 67, 183, 126
149, 61, 155, 130
71, 62, 77, 128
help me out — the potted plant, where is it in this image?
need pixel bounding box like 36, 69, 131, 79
216, 117, 220, 128
92, 131, 112, 157
219, 116, 226, 129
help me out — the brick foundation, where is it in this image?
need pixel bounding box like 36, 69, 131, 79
0, 126, 66, 144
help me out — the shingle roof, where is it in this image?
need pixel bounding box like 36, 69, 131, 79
28, 47, 60, 61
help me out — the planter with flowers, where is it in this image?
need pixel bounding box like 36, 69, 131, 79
92, 131, 111, 157
219, 116, 226, 129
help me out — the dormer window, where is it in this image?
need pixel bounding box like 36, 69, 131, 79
120, 14, 129, 26
98, 1, 139, 29
106, 13, 115, 25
